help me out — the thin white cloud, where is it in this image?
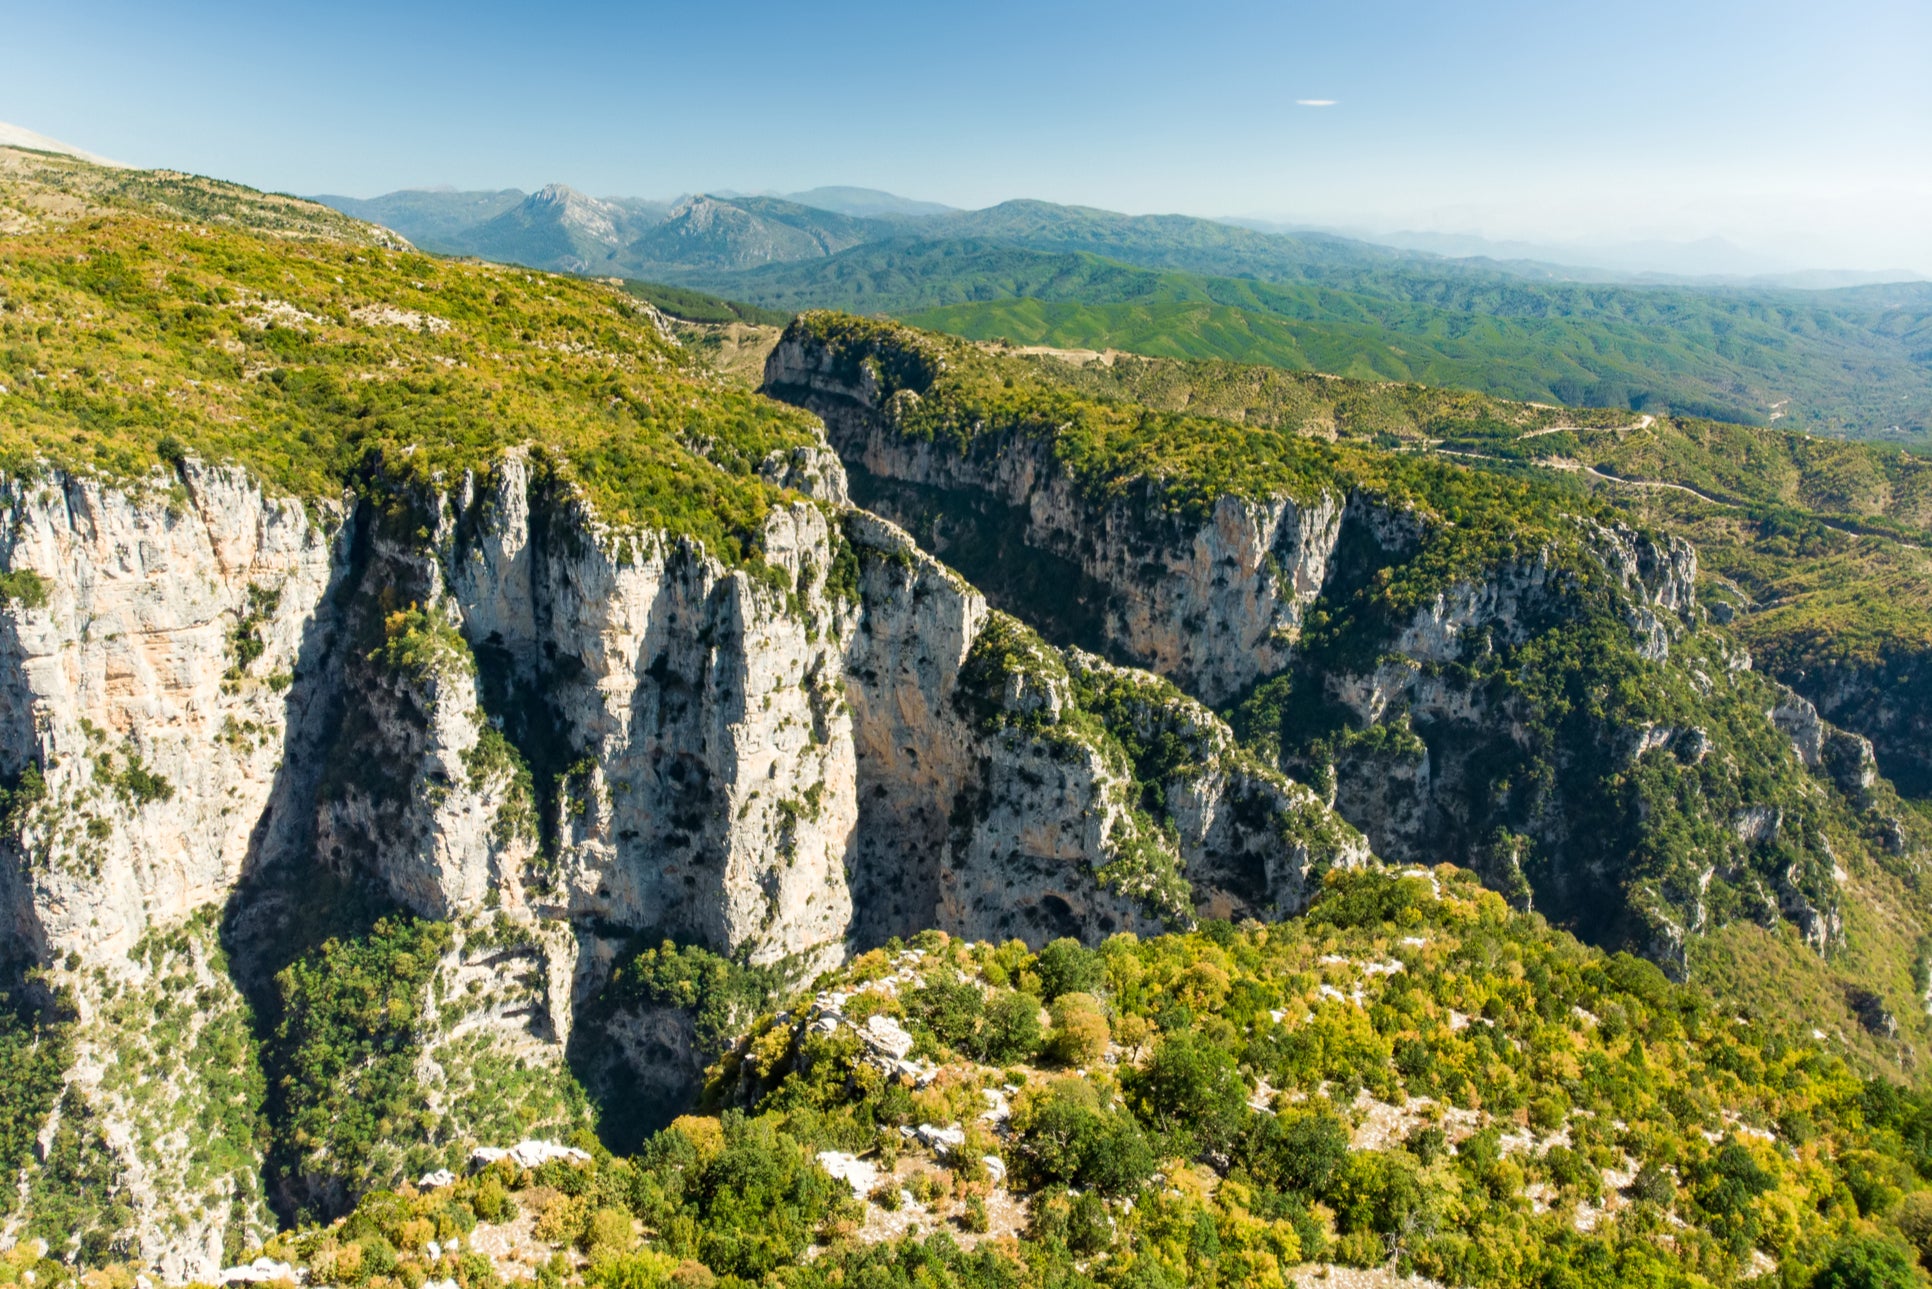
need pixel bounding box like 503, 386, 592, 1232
1296, 99, 1338, 107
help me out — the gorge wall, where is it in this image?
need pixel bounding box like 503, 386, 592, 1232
0, 442, 1363, 1272
762, 320, 1907, 977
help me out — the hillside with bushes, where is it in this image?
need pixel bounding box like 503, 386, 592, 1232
0, 141, 1929, 1289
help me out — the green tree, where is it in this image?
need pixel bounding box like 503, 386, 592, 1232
1045, 992, 1110, 1067
1125, 1030, 1250, 1156
1035, 938, 1104, 1001
978, 989, 1043, 1064
1812, 1235, 1921, 1289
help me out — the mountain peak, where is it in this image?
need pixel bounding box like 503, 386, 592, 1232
524, 182, 623, 243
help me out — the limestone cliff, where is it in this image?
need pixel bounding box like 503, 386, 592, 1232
0, 446, 1363, 1268
767, 332, 1345, 706
761, 318, 1888, 977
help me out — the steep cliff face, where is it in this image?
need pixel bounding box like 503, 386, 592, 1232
1309, 513, 1699, 876
761, 317, 1896, 976
767, 335, 1345, 706
1767, 649, 1932, 802
0, 463, 345, 975
838, 510, 1363, 945
315, 454, 862, 972
0, 446, 1365, 1264
0, 463, 345, 1269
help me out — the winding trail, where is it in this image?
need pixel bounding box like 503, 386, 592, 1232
1579, 465, 1727, 506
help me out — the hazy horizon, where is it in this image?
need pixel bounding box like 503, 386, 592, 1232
4, 0, 1926, 275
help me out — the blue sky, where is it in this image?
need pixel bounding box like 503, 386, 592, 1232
3, 0, 1928, 269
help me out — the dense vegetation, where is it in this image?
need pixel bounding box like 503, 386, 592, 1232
268, 916, 453, 1212
618, 280, 790, 328
873, 262, 1932, 441
992, 345, 1640, 445
773, 314, 1932, 1070
992, 344, 1932, 805
5, 149, 1932, 1288
696, 234, 1932, 442
30, 870, 1928, 1289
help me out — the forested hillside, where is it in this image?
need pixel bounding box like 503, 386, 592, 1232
174, 871, 1932, 1289
316, 188, 1932, 442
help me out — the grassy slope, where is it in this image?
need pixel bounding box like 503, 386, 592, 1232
0, 148, 824, 568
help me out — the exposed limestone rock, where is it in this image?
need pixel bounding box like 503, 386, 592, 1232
1060, 650, 1368, 922
758, 444, 850, 505
0, 444, 1366, 1267
1770, 686, 1880, 798
468, 1140, 590, 1170
768, 334, 1345, 705
841, 515, 1362, 943
0, 460, 346, 974
291, 452, 865, 970
763, 326, 1857, 973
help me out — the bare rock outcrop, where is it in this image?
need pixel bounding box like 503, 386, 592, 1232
0, 446, 1364, 1269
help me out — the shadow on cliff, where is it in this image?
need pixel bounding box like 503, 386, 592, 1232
214, 497, 418, 1225
847, 464, 1113, 659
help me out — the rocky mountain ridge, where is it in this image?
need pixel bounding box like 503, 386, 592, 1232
0, 256, 1361, 1270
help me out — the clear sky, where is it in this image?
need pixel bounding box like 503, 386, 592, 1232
3, 0, 1927, 271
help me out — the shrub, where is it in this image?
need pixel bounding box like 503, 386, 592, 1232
532, 1191, 586, 1244
0, 570, 48, 610
1045, 992, 1110, 1067
583, 1206, 635, 1257
1628, 1162, 1675, 1208
1893, 1190, 1932, 1263
1017, 1079, 1154, 1197
907, 977, 985, 1054
1330, 1149, 1427, 1237
1243, 1107, 1351, 1196
472, 1177, 514, 1223
978, 990, 1043, 1064
1034, 939, 1104, 1001
1066, 1190, 1112, 1254
1812, 1235, 1921, 1289
585, 1249, 678, 1289
1124, 1030, 1250, 1156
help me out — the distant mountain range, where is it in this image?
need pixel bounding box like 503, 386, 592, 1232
1232, 220, 1926, 290
310, 183, 1932, 439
